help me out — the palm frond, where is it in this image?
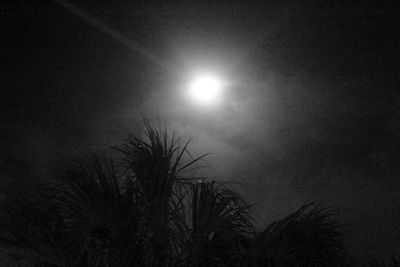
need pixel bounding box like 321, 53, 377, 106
254, 203, 345, 267
54, 155, 144, 266
113, 121, 209, 265
183, 181, 254, 267
0, 188, 69, 266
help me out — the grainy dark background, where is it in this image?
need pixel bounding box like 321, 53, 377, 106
1, 0, 399, 259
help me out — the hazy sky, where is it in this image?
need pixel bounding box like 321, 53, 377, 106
1, 0, 400, 259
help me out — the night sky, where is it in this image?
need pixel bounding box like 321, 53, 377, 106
1, 0, 400, 260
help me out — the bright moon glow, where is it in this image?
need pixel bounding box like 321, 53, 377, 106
188, 75, 223, 105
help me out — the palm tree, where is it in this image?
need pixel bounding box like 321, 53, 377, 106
182, 181, 254, 267
0, 121, 348, 267
0, 184, 69, 266
113, 122, 210, 266
0, 122, 222, 266
253, 203, 345, 267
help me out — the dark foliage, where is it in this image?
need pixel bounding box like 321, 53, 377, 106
253, 203, 345, 267
0, 122, 349, 266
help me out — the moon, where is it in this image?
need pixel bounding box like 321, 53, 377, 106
188, 74, 223, 105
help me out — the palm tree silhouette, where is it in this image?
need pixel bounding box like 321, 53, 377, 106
0, 121, 347, 267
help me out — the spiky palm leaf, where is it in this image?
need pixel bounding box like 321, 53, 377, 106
0, 187, 69, 266
54, 156, 145, 267
254, 203, 344, 267
181, 181, 254, 267
114, 122, 208, 266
